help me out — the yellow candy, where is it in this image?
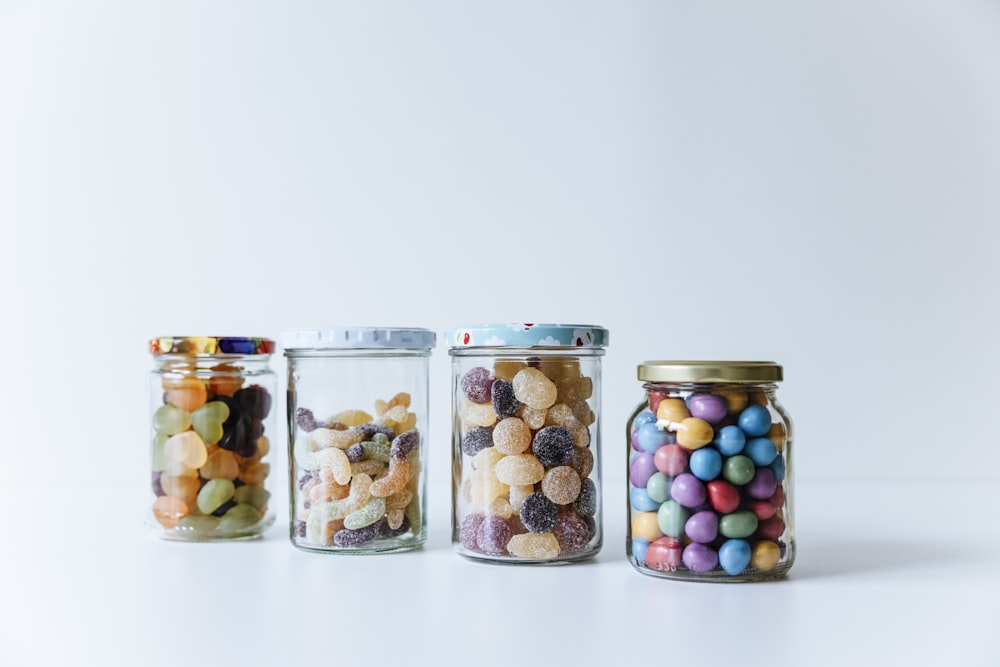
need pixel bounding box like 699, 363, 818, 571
656, 398, 690, 423
494, 454, 545, 486
507, 532, 560, 559
240, 462, 270, 486
768, 422, 787, 452
662, 417, 714, 450
752, 540, 781, 571
199, 449, 239, 481
463, 400, 497, 428
512, 368, 558, 410
632, 511, 663, 542
508, 484, 535, 512
492, 359, 527, 381
517, 405, 547, 430
163, 376, 208, 413
541, 466, 581, 505
164, 430, 208, 469
370, 457, 409, 498
492, 417, 531, 455
315, 447, 352, 486
328, 409, 372, 427
718, 390, 749, 414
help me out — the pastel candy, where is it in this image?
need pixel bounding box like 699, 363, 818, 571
738, 404, 772, 437
645, 472, 671, 503
670, 473, 706, 508
719, 510, 758, 539
746, 437, 778, 466
687, 393, 727, 424
629, 452, 657, 488
153, 405, 192, 436
507, 532, 560, 559
713, 425, 746, 456
512, 368, 558, 410
656, 500, 688, 538
636, 422, 672, 453
684, 511, 719, 544
682, 543, 718, 573
653, 444, 687, 476
718, 539, 752, 575
746, 467, 778, 500
644, 536, 682, 572
688, 447, 722, 481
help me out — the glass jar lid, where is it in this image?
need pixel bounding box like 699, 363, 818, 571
280, 327, 437, 351
638, 360, 783, 383
446, 323, 609, 348
149, 336, 275, 355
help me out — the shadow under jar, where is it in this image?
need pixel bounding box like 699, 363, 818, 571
628, 361, 794, 582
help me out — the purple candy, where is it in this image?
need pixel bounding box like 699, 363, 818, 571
684, 511, 719, 543
461, 366, 494, 403
553, 512, 591, 554
683, 543, 719, 572
688, 393, 728, 424
629, 452, 658, 488
476, 516, 513, 555
670, 473, 707, 508
631, 427, 642, 452
460, 513, 484, 550
746, 467, 778, 500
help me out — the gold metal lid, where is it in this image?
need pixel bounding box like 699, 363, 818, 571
637, 360, 783, 383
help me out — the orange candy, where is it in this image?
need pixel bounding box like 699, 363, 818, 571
164, 376, 208, 412
208, 364, 244, 397
153, 496, 189, 529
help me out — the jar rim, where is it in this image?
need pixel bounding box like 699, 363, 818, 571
638, 360, 782, 383
445, 323, 608, 349
280, 327, 436, 351
149, 336, 275, 356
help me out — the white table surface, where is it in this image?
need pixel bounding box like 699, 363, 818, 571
2, 479, 997, 667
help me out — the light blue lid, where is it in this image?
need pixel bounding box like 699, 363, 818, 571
280, 327, 436, 350
445, 323, 609, 349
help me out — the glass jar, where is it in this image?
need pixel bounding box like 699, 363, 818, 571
282, 327, 435, 554
447, 323, 609, 563
627, 361, 794, 581
148, 336, 277, 541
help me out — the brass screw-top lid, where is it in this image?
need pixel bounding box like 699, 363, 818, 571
637, 360, 783, 383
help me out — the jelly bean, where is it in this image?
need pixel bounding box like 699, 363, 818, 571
647, 390, 670, 414
491, 379, 521, 419
688, 447, 722, 481
153, 405, 192, 436
655, 398, 690, 423
636, 421, 672, 453
718, 539, 752, 575
645, 472, 671, 503
738, 404, 771, 437
687, 393, 727, 424
656, 500, 688, 538
661, 417, 714, 450
713, 425, 746, 456
233, 484, 270, 512
235, 385, 271, 421
164, 376, 208, 412
476, 515, 513, 555
631, 537, 651, 564
520, 492, 558, 532
160, 474, 199, 508
461, 366, 495, 403
507, 532, 560, 559
542, 466, 581, 505
512, 368, 558, 410
719, 510, 758, 539
684, 510, 719, 544
722, 455, 755, 485
531, 426, 575, 468
177, 514, 220, 536
682, 543, 718, 573
706, 480, 740, 514
199, 448, 239, 481
495, 454, 545, 486
152, 495, 188, 529
745, 437, 778, 466
758, 515, 786, 541
630, 486, 661, 512
629, 452, 657, 488
493, 359, 527, 381
752, 540, 781, 570
653, 444, 688, 476
164, 430, 208, 469
197, 479, 235, 514
769, 455, 786, 481
670, 473, 707, 508
644, 536, 683, 572
239, 461, 270, 486
632, 511, 664, 542
573, 478, 598, 518
219, 503, 261, 533
459, 513, 484, 550
492, 417, 531, 455
344, 497, 387, 530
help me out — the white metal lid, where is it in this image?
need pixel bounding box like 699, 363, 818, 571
280, 327, 436, 351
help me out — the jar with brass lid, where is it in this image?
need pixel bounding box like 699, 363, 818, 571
627, 361, 794, 581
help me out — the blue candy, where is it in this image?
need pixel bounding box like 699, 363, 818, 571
636, 421, 672, 453
633, 411, 657, 428
630, 486, 662, 512
713, 425, 746, 456
769, 455, 786, 481
738, 405, 772, 437
745, 437, 778, 466
632, 537, 651, 564
718, 539, 752, 575
688, 447, 722, 481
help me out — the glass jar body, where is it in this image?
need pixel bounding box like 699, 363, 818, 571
450, 348, 604, 563
148, 353, 276, 540
286, 349, 430, 554
627, 382, 794, 581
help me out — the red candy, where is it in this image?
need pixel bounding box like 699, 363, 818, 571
653, 444, 688, 476
648, 390, 670, 414
768, 484, 785, 508
706, 480, 740, 514
749, 500, 777, 521
644, 536, 683, 572
758, 515, 786, 541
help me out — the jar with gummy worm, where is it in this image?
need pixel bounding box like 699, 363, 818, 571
282, 327, 434, 554
628, 361, 794, 581
447, 324, 608, 563
148, 336, 277, 540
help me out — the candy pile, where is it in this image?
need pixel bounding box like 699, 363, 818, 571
292, 392, 422, 550
456, 359, 599, 560
628, 390, 788, 578
151, 373, 272, 539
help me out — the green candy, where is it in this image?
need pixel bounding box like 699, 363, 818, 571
657, 500, 688, 538
153, 405, 192, 436
723, 455, 756, 485
177, 515, 221, 536
234, 484, 270, 512
220, 503, 261, 534
719, 510, 759, 538
151, 433, 169, 471
344, 497, 387, 530
197, 478, 235, 514
191, 402, 229, 446
646, 472, 671, 503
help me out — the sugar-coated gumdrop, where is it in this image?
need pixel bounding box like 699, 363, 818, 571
462, 426, 494, 456
553, 512, 591, 554
568, 446, 594, 478
506, 532, 559, 559
476, 515, 513, 555
573, 477, 597, 518
512, 368, 558, 410
333, 521, 381, 547
531, 426, 574, 468
494, 454, 545, 486
491, 379, 521, 420
460, 513, 484, 550
542, 466, 581, 505
462, 401, 498, 427
461, 366, 495, 403
492, 417, 531, 455
519, 492, 558, 533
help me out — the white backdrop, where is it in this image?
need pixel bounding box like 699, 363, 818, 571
1, 1, 998, 507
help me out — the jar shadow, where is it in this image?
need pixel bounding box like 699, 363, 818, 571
788, 538, 986, 580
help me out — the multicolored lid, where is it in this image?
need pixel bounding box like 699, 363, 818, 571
149, 336, 276, 356
280, 327, 436, 351
446, 323, 609, 349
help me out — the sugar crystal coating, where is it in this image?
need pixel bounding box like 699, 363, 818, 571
492, 417, 532, 455
512, 368, 558, 410
531, 426, 575, 469
519, 492, 558, 533
460, 513, 485, 550
476, 515, 513, 555
491, 379, 521, 420
462, 426, 494, 456
553, 511, 591, 554
461, 366, 495, 403
573, 477, 597, 518
542, 466, 582, 505
506, 532, 559, 559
